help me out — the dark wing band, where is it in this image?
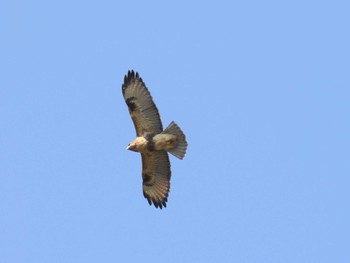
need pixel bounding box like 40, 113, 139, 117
122, 70, 163, 136
141, 151, 171, 209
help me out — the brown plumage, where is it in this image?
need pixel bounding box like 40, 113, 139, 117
122, 70, 188, 209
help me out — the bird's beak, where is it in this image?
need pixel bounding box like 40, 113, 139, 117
126, 145, 130, 150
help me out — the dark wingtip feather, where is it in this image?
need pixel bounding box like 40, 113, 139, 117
152, 198, 168, 209
147, 198, 152, 206
122, 70, 137, 95
122, 70, 146, 97
145, 197, 168, 209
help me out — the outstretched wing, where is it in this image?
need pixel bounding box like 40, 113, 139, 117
122, 70, 163, 136
141, 151, 171, 209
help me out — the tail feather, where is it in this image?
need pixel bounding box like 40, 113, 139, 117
162, 121, 188, 159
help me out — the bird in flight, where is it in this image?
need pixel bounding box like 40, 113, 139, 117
122, 70, 188, 209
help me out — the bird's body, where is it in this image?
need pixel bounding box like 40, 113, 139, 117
122, 70, 188, 209
127, 134, 177, 153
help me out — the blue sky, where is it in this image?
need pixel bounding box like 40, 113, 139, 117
1, 1, 349, 262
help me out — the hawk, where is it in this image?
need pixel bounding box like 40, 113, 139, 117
122, 70, 188, 209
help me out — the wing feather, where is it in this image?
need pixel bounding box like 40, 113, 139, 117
141, 151, 171, 209
122, 70, 163, 136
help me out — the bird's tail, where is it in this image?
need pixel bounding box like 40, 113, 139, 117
162, 121, 188, 160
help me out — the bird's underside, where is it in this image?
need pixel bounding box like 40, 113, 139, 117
122, 70, 188, 209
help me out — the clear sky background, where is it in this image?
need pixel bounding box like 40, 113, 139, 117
1, 1, 349, 262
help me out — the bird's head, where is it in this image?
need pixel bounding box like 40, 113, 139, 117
126, 141, 137, 152
126, 137, 147, 152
